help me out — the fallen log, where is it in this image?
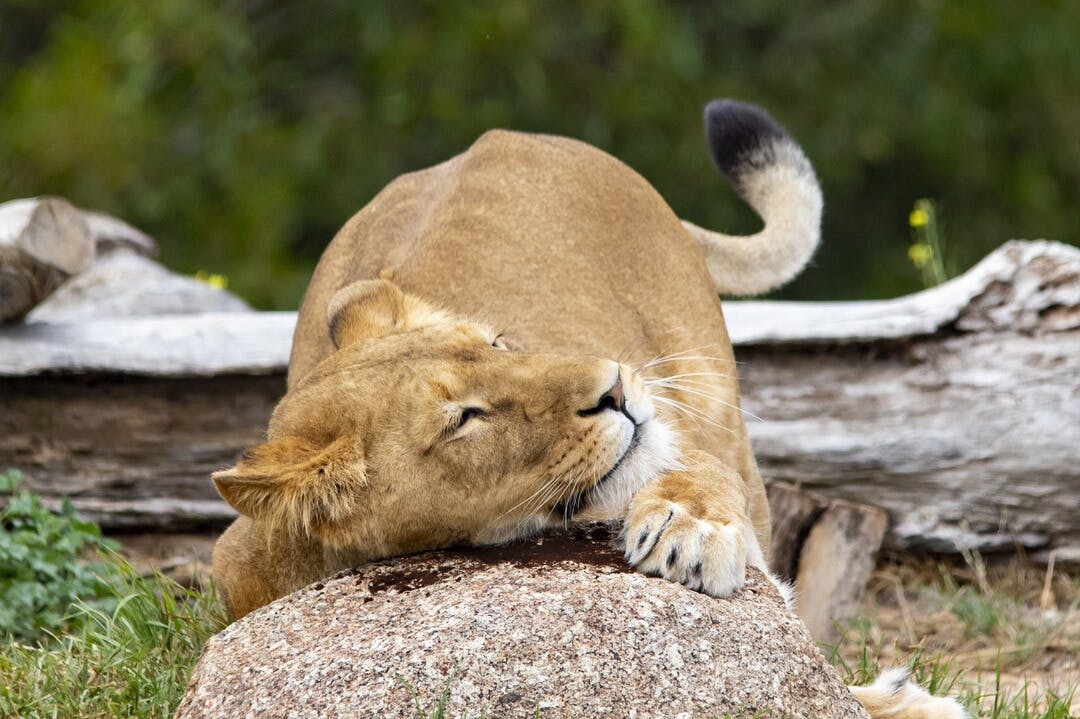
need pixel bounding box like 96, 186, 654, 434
0, 240, 1076, 564
26, 248, 250, 323
0, 197, 93, 323
738, 241, 1079, 562
0, 374, 280, 530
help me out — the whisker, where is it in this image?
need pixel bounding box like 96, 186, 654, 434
647, 376, 749, 412
649, 381, 763, 422
647, 370, 736, 380
652, 395, 737, 436
616, 334, 650, 365
643, 360, 738, 377
644, 372, 734, 386
654, 398, 738, 446
486, 475, 560, 535
638, 344, 732, 371
633, 341, 712, 374
653, 396, 710, 438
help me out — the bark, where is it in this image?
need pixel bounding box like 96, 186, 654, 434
767, 484, 889, 641
0, 311, 292, 375
0, 374, 279, 531
26, 249, 250, 323
81, 209, 157, 257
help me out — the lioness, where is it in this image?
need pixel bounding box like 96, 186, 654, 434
213, 100, 964, 718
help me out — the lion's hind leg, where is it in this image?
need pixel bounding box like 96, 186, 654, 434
849, 668, 968, 719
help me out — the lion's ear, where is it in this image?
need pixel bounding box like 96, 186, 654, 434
212, 436, 367, 544
327, 279, 405, 349
326, 279, 452, 349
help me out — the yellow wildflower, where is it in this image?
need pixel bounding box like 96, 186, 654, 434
908, 243, 933, 269
194, 270, 229, 291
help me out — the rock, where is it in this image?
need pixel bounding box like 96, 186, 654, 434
27, 248, 249, 322
176, 526, 867, 719
0, 197, 93, 323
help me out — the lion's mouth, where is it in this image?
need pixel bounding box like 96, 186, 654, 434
551, 423, 642, 519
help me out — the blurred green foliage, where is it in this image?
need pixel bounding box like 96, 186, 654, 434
0, 469, 120, 644
1, 0, 1076, 307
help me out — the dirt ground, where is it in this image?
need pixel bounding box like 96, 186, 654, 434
834, 551, 1079, 698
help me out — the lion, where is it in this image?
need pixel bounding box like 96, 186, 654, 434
211, 100, 965, 719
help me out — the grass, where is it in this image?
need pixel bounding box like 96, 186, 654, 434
833, 640, 1075, 719
832, 551, 1079, 719
0, 478, 1073, 719
0, 552, 1074, 719
0, 558, 226, 719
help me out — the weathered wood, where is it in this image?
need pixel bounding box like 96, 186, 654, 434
794, 499, 888, 641
724, 239, 1080, 342
0, 374, 279, 531
766, 482, 825, 580
0, 311, 294, 375
82, 210, 157, 257
738, 240, 1080, 561
26, 249, 250, 323
767, 483, 888, 641
0, 197, 93, 322
742, 326, 1079, 559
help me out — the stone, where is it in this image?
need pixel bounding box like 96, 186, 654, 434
176, 526, 867, 719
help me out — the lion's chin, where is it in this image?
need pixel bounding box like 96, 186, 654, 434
568, 415, 679, 523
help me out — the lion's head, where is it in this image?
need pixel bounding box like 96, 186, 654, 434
213, 279, 677, 559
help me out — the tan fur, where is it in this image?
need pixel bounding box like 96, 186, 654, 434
214, 275, 679, 618
211, 123, 960, 719
624, 450, 766, 598
216, 129, 774, 619
850, 669, 968, 719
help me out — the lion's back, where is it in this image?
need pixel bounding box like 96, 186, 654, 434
289, 129, 719, 388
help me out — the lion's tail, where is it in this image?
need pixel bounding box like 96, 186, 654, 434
849, 668, 969, 719
681, 99, 823, 296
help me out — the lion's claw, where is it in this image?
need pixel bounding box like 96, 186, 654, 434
624, 499, 748, 598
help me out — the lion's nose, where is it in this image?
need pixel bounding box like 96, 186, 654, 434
579, 372, 625, 416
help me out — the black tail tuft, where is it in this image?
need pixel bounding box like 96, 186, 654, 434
704, 99, 789, 180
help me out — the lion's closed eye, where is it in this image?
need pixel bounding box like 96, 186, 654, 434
490, 332, 527, 352
443, 406, 486, 441
457, 407, 484, 427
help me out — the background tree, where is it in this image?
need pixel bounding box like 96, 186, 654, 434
1, 0, 1076, 308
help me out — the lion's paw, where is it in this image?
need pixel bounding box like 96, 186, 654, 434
623, 498, 748, 598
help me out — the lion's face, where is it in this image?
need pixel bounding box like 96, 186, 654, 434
213, 280, 677, 558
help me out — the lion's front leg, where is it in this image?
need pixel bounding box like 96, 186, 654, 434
623, 449, 779, 600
